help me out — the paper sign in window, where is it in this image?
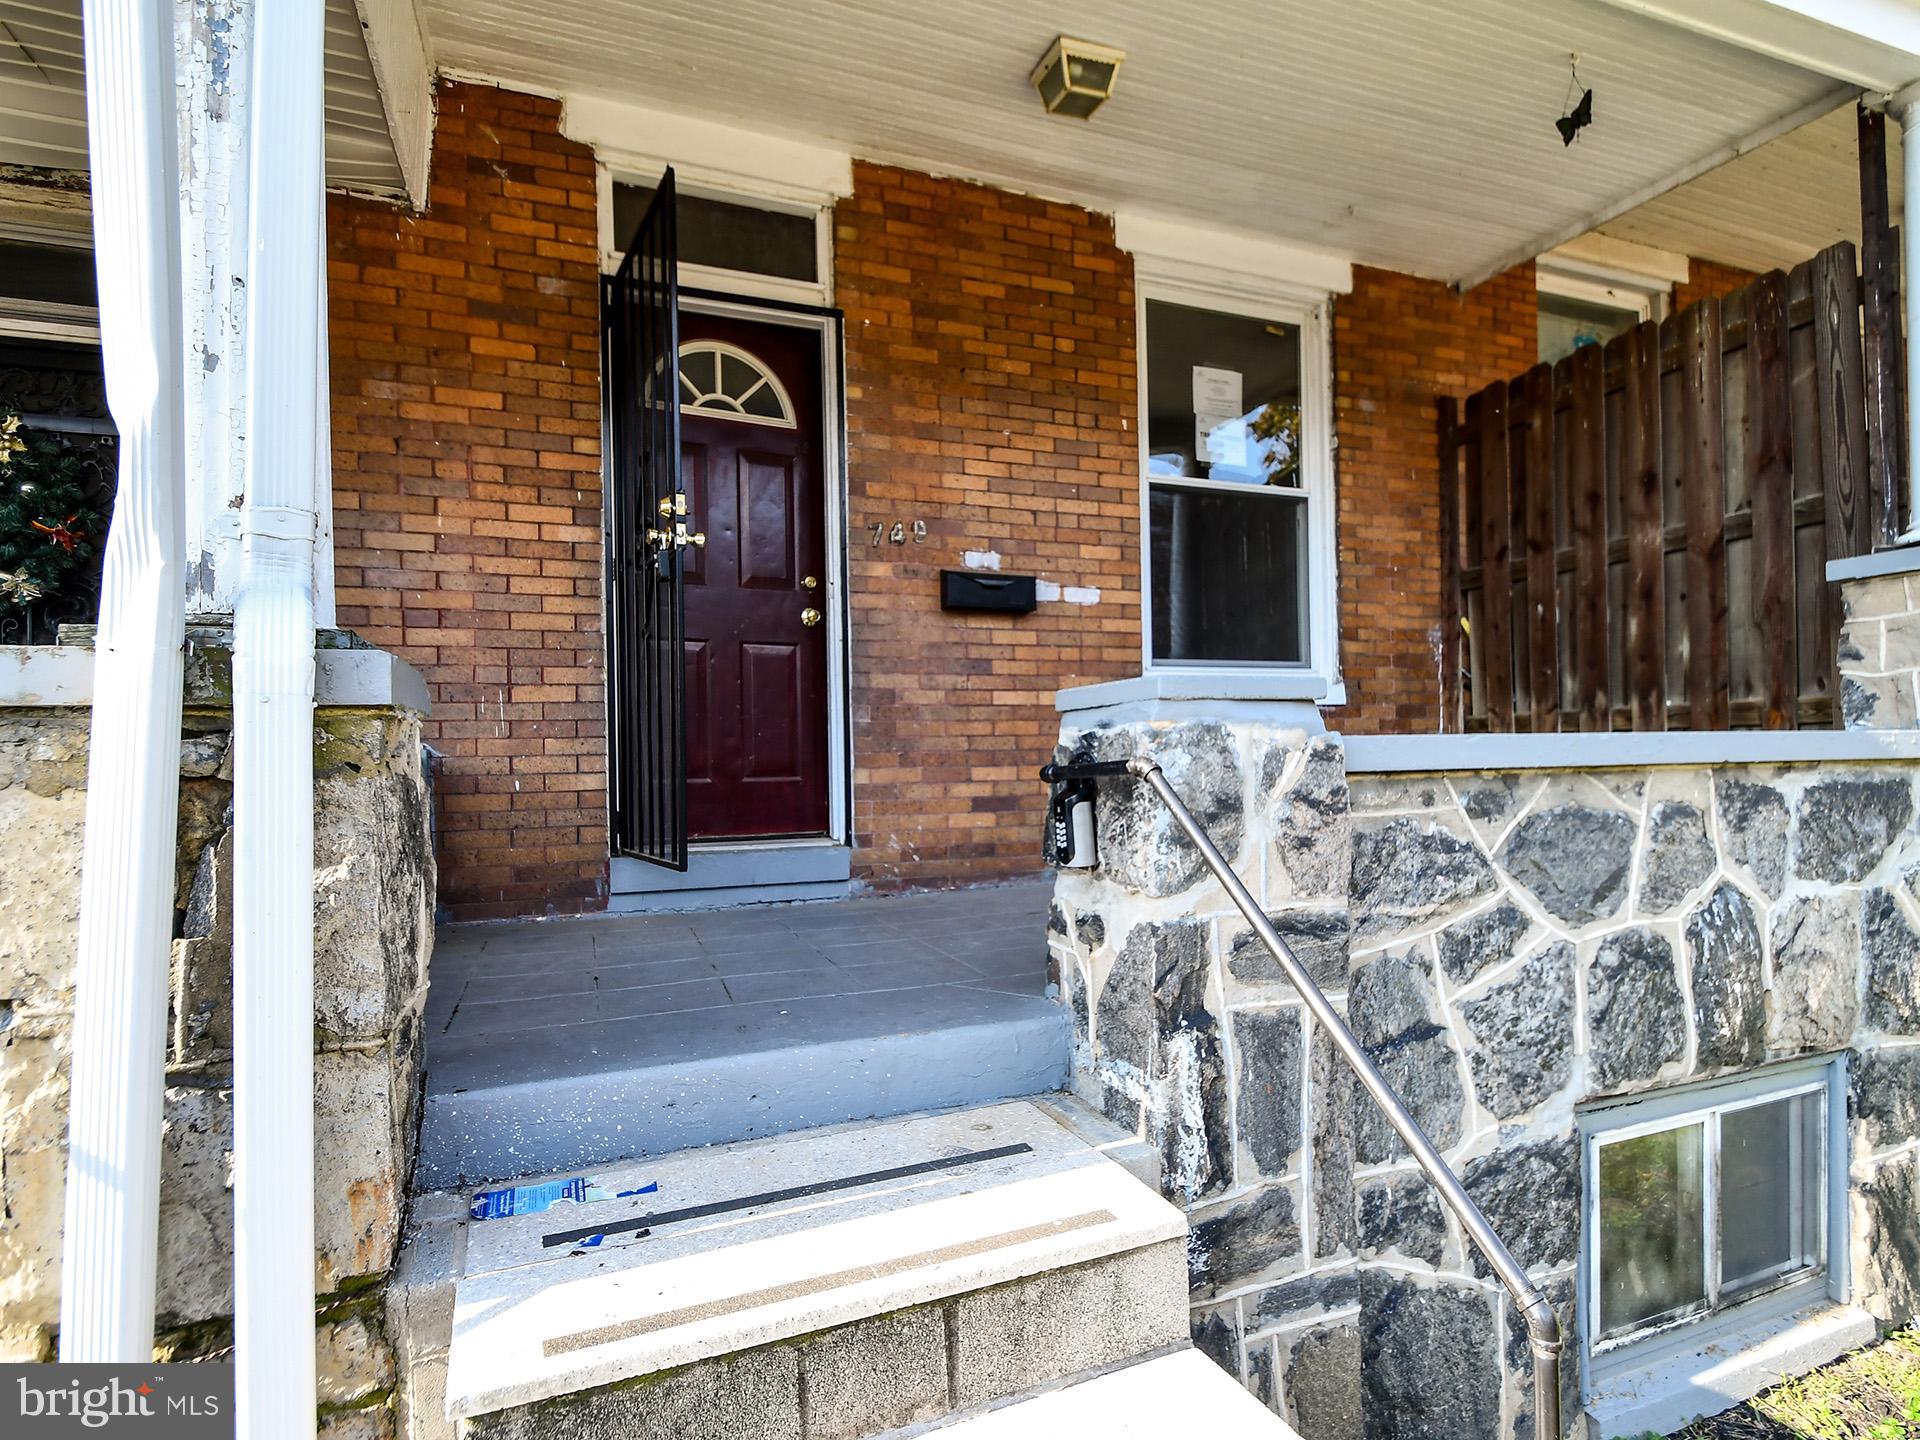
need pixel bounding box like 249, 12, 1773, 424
1196, 412, 1248, 469
1191, 365, 1243, 415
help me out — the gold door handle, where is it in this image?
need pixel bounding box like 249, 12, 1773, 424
646, 522, 705, 549
802, 575, 819, 590
800, 607, 822, 628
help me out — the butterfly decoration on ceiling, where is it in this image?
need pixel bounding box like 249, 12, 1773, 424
1558, 57, 1594, 147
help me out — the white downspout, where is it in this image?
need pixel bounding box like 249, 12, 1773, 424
230, 0, 323, 1431
58, 0, 187, 1362
1891, 81, 1920, 541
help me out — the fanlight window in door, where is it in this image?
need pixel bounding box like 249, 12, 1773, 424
678, 340, 796, 428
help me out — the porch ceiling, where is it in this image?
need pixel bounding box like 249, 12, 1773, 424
421, 0, 1849, 285
0, 0, 409, 198
1597, 101, 1903, 275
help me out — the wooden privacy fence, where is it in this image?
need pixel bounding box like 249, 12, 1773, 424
1442, 236, 1901, 734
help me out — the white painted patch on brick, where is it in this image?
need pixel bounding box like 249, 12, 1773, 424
962, 550, 1002, 571
1032, 582, 1101, 606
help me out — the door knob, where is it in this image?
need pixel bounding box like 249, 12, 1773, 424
645, 522, 704, 549
802, 575, 819, 590
801, 607, 822, 628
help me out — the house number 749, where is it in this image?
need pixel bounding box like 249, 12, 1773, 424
870, 521, 927, 546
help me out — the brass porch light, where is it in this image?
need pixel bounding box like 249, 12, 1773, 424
1029, 36, 1126, 119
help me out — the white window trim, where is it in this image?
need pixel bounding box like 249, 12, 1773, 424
1536, 260, 1671, 324
1131, 268, 1341, 695
1577, 1057, 1850, 1397
0, 215, 99, 344
595, 163, 835, 308
0, 297, 100, 346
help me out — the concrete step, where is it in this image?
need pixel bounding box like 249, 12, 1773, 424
434, 1099, 1187, 1439
923, 1348, 1305, 1439
417, 981, 1069, 1188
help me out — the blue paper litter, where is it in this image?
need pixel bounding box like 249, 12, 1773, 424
470, 1177, 658, 1221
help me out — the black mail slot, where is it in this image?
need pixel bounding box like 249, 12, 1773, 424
941, 569, 1038, 614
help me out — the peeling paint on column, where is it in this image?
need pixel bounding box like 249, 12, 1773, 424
176, 0, 255, 617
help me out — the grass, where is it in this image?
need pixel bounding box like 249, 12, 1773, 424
1640, 1333, 1920, 1439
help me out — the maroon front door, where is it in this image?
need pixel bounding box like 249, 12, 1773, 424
678, 313, 830, 839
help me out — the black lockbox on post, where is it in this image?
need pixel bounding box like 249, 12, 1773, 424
940, 570, 1038, 614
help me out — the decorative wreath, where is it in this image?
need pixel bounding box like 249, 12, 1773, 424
0, 410, 102, 612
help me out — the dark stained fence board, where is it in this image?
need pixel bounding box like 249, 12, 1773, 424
1439, 396, 1463, 731
1682, 300, 1731, 730
1622, 322, 1666, 730
1894, 223, 1909, 532
1446, 238, 1870, 735
1521, 364, 1559, 733
1858, 105, 1906, 547
1748, 270, 1798, 730
1569, 344, 1609, 731
1813, 241, 1872, 727
1474, 386, 1515, 730
1813, 241, 1872, 559
1786, 260, 1831, 719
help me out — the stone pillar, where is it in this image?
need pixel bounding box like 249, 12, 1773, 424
1835, 546, 1920, 729
1047, 682, 1360, 1438
0, 629, 432, 1436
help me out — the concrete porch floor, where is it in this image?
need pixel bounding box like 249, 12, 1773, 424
417, 878, 1067, 1186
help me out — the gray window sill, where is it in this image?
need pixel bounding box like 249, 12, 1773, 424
1584, 1300, 1876, 1440
1057, 669, 1330, 713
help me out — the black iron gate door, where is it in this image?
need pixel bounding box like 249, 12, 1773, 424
602, 170, 687, 868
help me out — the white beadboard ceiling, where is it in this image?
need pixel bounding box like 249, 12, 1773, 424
419, 0, 1851, 283
1599, 101, 1901, 275
0, 0, 407, 196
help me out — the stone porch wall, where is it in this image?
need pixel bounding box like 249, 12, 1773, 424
1345, 756, 1919, 1438
1048, 707, 1920, 1440
1839, 564, 1920, 729
0, 634, 434, 1438
1048, 713, 1364, 1438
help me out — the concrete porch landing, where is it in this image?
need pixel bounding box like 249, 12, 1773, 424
417, 880, 1066, 1187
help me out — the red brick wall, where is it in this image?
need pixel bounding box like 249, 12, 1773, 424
1673, 256, 1757, 312
835, 163, 1140, 888
327, 83, 608, 920
321, 85, 1746, 906
1329, 262, 1539, 735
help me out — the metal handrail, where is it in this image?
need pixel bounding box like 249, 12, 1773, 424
1042, 756, 1564, 1440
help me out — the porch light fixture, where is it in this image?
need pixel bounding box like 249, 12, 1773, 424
1030, 36, 1125, 119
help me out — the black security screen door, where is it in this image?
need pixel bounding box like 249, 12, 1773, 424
602, 170, 686, 868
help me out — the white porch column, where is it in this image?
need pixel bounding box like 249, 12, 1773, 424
175, 0, 254, 616
1892, 81, 1920, 540
58, 0, 187, 1361
230, 0, 324, 1432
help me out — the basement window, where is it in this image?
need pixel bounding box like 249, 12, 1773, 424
1580, 1060, 1845, 1370
1142, 294, 1330, 670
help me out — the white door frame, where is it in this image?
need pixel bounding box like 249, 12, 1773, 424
675, 290, 851, 851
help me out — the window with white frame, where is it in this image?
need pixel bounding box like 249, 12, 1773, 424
1142, 294, 1327, 669
608, 180, 831, 307
1581, 1060, 1844, 1365
1536, 265, 1669, 367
